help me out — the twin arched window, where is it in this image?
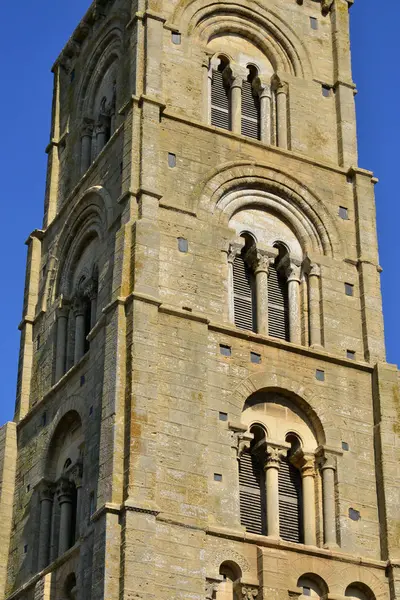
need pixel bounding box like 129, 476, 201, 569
211, 58, 261, 140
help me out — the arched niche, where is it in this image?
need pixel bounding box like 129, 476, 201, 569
345, 583, 376, 600
242, 389, 324, 451
229, 205, 303, 261
298, 574, 329, 599
46, 411, 83, 481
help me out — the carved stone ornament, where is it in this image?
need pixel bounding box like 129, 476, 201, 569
242, 586, 259, 600
285, 261, 302, 283
231, 430, 254, 458
206, 580, 219, 599
265, 443, 288, 469
227, 243, 243, 265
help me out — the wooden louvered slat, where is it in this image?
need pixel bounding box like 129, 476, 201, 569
233, 256, 255, 331
241, 80, 260, 140
279, 456, 303, 543
211, 70, 230, 130
239, 451, 266, 535
268, 265, 289, 340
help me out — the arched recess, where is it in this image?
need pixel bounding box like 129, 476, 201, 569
78, 26, 123, 117
53, 186, 112, 301
171, 0, 313, 78
193, 162, 343, 258
39, 395, 87, 480
297, 574, 329, 599
227, 372, 340, 446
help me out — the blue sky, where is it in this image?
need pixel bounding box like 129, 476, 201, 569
0, 1, 399, 425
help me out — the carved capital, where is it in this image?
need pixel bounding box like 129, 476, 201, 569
83, 277, 98, 301
286, 261, 302, 283
227, 243, 243, 265
309, 263, 321, 278
68, 461, 83, 487
316, 448, 337, 472
265, 443, 288, 469
39, 482, 55, 503
206, 580, 220, 599
272, 75, 288, 95
72, 296, 86, 317
242, 587, 259, 600
291, 450, 316, 477
246, 247, 274, 275
57, 478, 74, 503
81, 118, 94, 138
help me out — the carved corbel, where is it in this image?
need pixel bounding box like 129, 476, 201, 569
226, 242, 244, 265
206, 579, 220, 599
242, 586, 259, 600
230, 425, 254, 459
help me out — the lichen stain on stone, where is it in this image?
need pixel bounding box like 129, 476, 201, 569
392, 384, 400, 435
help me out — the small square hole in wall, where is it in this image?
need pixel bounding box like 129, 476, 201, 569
316, 369, 325, 382
349, 507, 361, 521
339, 206, 349, 220
80, 375, 85, 387
219, 344, 231, 357
172, 32, 181, 45
219, 411, 228, 421
89, 405, 93, 416
310, 17, 318, 30
345, 283, 354, 297
346, 173, 353, 184
214, 473, 223, 482
23, 545, 28, 554
26, 484, 30, 493
250, 352, 261, 364
178, 237, 188, 253
322, 85, 331, 98
303, 588, 311, 597
346, 350, 356, 360
168, 152, 176, 168
342, 441, 349, 451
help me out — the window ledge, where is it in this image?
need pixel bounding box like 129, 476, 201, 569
7, 542, 81, 600
206, 525, 386, 570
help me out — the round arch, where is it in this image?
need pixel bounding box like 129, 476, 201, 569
39, 395, 87, 480
192, 162, 344, 258
78, 25, 123, 116
171, 0, 313, 78
226, 371, 342, 447
53, 186, 112, 298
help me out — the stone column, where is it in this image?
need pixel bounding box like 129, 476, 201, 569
203, 59, 212, 123
308, 263, 322, 348
84, 278, 98, 330
319, 452, 338, 548
70, 462, 83, 540
226, 244, 241, 324
275, 81, 289, 149
38, 483, 54, 570
259, 85, 272, 144
264, 443, 288, 538
73, 299, 86, 364
286, 262, 302, 345
296, 454, 317, 546
55, 305, 69, 381
230, 77, 242, 134
80, 121, 93, 174
96, 121, 107, 155
253, 252, 272, 336
57, 479, 74, 556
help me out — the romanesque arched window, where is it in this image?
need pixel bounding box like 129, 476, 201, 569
55, 237, 99, 381
345, 583, 376, 600
298, 574, 329, 600
211, 56, 231, 130
237, 392, 334, 547
36, 412, 84, 570
241, 66, 261, 140
229, 209, 301, 342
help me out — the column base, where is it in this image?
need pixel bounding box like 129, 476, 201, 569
310, 343, 324, 350
323, 542, 339, 550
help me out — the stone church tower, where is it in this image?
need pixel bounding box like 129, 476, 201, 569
1, 0, 400, 599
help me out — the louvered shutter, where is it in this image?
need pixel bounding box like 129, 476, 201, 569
278, 456, 303, 543
233, 256, 255, 331
241, 80, 260, 139
211, 69, 230, 130
268, 265, 289, 340
239, 451, 266, 535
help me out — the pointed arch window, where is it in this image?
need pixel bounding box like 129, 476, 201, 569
211, 57, 231, 130
241, 66, 261, 140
